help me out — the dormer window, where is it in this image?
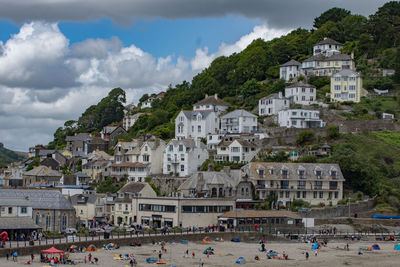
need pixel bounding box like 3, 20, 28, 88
298, 170, 305, 178
258, 169, 264, 177
269, 169, 274, 175
282, 169, 288, 178
331, 170, 337, 178
316, 170, 322, 177
119, 193, 124, 198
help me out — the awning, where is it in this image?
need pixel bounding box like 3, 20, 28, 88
0, 217, 41, 230
163, 218, 173, 222
218, 218, 229, 221
141, 216, 150, 220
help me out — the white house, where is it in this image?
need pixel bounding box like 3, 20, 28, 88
285, 82, 316, 105
193, 94, 229, 113
313, 37, 343, 56
215, 139, 259, 163
175, 94, 229, 140
221, 110, 258, 134
111, 136, 166, 182
122, 113, 144, 130
280, 59, 302, 82
163, 139, 209, 177
175, 110, 220, 140
278, 109, 325, 128
259, 92, 289, 116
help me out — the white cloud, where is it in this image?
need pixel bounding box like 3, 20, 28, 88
190, 24, 290, 70
0, 21, 287, 151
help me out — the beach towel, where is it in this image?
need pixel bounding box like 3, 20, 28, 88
395, 243, 400, 250
311, 243, 319, 250
236, 257, 246, 264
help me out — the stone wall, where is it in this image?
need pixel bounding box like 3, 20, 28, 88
0, 231, 287, 257
261, 127, 327, 147
298, 198, 376, 219
315, 217, 400, 227
333, 120, 399, 133
148, 176, 187, 196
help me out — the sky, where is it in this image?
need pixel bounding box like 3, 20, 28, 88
0, 0, 391, 151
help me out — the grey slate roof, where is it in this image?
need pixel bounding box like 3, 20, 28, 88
221, 109, 257, 119
24, 165, 62, 177
0, 189, 74, 210
66, 133, 92, 142
194, 95, 229, 107
315, 38, 342, 46
260, 93, 288, 101
324, 53, 351, 61
179, 171, 237, 191
0, 197, 31, 207
286, 81, 316, 88
243, 162, 345, 181
118, 182, 146, 194
167, 139, 207, 149
0, 217, 41, 229
335, 69, 360, 77
281, 59, 301, 67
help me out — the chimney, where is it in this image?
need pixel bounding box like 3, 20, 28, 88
278, 92, 282, 99
214, 93, 218, 99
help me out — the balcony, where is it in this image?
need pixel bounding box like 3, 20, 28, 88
329, 186, 338, 190
297, 186, 306, 190
314, 186, 322, 190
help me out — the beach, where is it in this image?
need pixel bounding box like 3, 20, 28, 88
1, 239, 400, 267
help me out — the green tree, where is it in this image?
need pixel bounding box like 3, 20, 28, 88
313, 7, 351, 29
240, 79, 261, 98
296, 130, 315, 146
327, 125, 340, 139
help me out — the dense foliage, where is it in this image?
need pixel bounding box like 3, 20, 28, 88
0, 143, 26, 167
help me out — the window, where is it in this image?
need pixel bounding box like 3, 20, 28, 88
302, 96, 306, 101
282, 169, 288, 178
62, 214, 67, 228
167, 165, 171, 172
285, 191, 290, 198
178, 145, 183, 152
302, 88, 306, 93
35, 213, 40, 225
21, 207, 27, 214
297, 191, 301, 198
280, 191, 283, 198
180, 165, 185, 172
349, 94, 356, 98
343, 77, 348, 81
46, 214, 51, 228
319, 191, 323, 198
334, 85, 341, 90
198, 125, 201, 133
298, 170, 305, 178
231, 147, 240, 152
125, 204, 128, 211
316, 170, 322, 177
302, 191, 307, 198
313, 192, 317, 199
334, 191, 339, 199
8, 207, 12, 214
349, 85, 356, 90
168, 145, 173, 152
142, 155, 150, 162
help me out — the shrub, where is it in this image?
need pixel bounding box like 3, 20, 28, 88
296, 130, 315, 146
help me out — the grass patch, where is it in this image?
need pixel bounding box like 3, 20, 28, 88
371, 131, 400, 147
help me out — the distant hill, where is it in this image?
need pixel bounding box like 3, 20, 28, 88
0, 142, 26, 167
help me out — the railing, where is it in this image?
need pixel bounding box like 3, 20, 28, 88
2, 226, 400, 250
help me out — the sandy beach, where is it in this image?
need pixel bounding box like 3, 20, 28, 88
1, 239, 400, 267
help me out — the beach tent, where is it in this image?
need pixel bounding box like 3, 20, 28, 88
236, 257, 246, 264
203, 247, 214, 255
231, 237, 240, 242
372, 244, 381, 250
87, 244, 98, 251
311, 243, 319, 250
146, 257, 158, 263
395, 244, 400, 250
41, 247, 64, 254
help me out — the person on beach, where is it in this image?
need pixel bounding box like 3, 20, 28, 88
158, 250, 162, 260
192, 252, 195, 258
305, 251, 309, 260
200, 258, 204, 266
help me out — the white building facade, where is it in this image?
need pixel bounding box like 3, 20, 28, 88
221, 110, 258, 134
285, 82, 316, 105
163, 139, 209, 177
278, 109, 325, 128
280, 59, 302, 82
259, 92, 289, 116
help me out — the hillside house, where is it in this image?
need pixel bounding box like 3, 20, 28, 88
259, 92, 289, 116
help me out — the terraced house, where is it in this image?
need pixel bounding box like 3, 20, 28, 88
242, 162, 345, 206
